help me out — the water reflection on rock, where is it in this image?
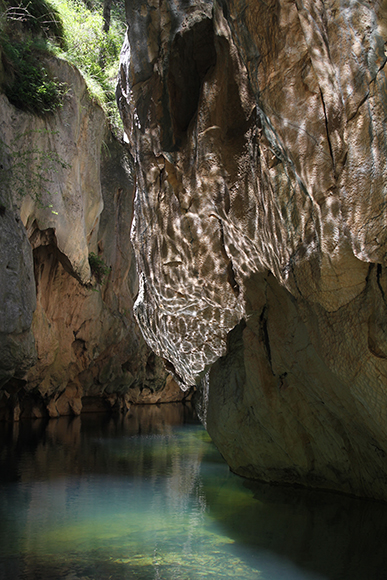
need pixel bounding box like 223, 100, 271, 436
0, 404, 387, 580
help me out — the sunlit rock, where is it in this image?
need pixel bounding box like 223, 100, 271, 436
118, 0, 387, 499
0, 57, 182, 419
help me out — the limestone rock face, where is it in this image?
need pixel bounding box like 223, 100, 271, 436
119, 0, 387, 499
0, 60, 103, 285
0, 57, 184, 420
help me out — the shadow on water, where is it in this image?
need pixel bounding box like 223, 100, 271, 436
202, 466, 387, 580
0, 403, 387, 580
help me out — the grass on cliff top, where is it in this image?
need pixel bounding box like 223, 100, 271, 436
0, 0, 126, 133
48, 0, 126, 133
0, 0, 67, 115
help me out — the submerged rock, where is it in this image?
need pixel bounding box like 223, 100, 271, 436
118, 0, 387, 499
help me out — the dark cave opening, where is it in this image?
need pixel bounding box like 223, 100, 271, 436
167, 17, 217, 143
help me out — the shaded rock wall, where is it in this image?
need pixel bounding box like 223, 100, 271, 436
118, 0, 387, 499
0, 56, 187, 421
0, 205, 36, 391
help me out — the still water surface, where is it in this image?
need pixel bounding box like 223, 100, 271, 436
1, 404, 387, 580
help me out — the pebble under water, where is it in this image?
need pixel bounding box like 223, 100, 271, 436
0, 404, 387, 580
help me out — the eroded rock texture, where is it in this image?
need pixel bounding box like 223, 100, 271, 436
0, 57, 186, 420
119, 0, 387, 499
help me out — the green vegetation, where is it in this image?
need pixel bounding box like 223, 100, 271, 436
88, 251, 110, 284
0, 0, 65, 41
0, 0, 67, 115
0, 0, 126, 132
1, 38, 67, 114
49, 0, 125, 132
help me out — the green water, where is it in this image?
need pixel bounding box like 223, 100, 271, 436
0, 404, 387, 580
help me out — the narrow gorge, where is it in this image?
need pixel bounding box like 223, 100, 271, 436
2, 0, 387, 503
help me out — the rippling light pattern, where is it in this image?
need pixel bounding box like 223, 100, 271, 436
118, 0, 387, 386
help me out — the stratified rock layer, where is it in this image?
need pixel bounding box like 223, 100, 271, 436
118, 0, 387, 499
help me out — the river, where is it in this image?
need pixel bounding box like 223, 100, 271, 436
0, 404, 386, 579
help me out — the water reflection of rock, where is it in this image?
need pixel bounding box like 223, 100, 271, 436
0, 404, 209, 580
0, 403, 197, 481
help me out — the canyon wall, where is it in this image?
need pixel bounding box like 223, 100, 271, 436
118, 0, 387, 500
0, 55, 187, 420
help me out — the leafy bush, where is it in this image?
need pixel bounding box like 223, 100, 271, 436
1, 37, 66, 114
0, 0, 67, 115
88, 251, 110, 284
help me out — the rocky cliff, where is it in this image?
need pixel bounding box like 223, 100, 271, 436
118, 0, 387, 500
0, 54, 187, 420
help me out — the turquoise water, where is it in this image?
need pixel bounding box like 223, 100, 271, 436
1, 404, 387, 580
